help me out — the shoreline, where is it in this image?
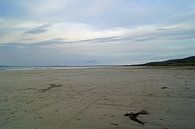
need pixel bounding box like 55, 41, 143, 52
1, 65, 195, 71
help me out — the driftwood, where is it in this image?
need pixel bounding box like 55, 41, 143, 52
39, 84, 62, 93
124, 110, 148, 125
161, 86, 168, 89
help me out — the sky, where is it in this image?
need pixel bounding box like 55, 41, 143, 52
0, 0, 195, 66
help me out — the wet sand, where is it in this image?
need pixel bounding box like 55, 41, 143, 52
0, 66, 195, 129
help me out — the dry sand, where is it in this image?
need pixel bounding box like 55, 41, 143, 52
0, 66, 195, 129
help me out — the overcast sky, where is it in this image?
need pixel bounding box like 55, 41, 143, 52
0, 0, 195, 66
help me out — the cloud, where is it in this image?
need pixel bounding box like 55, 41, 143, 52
24, 24, 51, 34
1, 0, 195, 65
1, 21, 195, 48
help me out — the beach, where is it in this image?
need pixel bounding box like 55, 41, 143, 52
0, 66, 195, 129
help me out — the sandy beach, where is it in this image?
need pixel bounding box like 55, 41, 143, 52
0, 66, 195, 129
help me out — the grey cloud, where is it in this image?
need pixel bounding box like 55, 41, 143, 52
82, 26, 195, 43
31, 38, 66, 46
25, 36, 122, 46
1, 38, 65, 48
2, 24, 195, 48
70, 36, 121, 44
24, 24, 51, 34
155, 27, 181, 31
122, 26, 195, 42
153, 27, 195, 40
133, 37, 156, 42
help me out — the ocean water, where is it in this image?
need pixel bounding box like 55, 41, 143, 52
0, 66, 105, 71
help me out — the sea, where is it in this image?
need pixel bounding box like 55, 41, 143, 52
0, 66, 112, 71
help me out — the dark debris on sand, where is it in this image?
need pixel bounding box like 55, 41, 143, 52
124, 110, 149, 125
161, 86, 168, 89
39, 83, 62, 93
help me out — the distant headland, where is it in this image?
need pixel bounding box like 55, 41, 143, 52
134, 56, 195, 66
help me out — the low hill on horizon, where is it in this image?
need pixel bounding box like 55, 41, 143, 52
135, 56, 195, 66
